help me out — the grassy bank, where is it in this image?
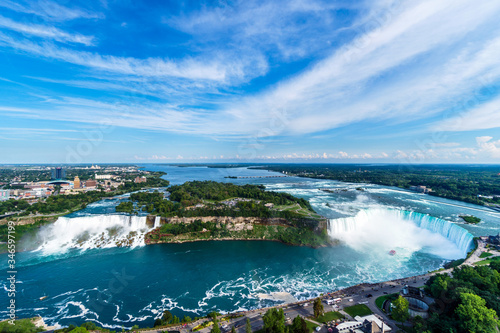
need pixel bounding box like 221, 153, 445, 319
313, 311, 345, 323
343, 304, 373, 317
375, 293, 398, 311
474, 256, 500, 266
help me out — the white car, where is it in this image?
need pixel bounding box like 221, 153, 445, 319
315, 327, 321, 332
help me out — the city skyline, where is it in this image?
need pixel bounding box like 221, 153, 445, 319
1, 0, 500, 163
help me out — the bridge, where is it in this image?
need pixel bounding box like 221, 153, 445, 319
233, 175, 288, 179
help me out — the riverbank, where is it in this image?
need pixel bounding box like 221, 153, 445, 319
257, 164, 500, 208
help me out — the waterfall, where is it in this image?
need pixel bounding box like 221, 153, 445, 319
35, 214, 152, 254
328, 209, 473, 259
400, 210, 474, 256
154, 215, 161, 228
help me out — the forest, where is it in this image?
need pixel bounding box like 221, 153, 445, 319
417, 262, 500, 332
116, 181, 316, 222
258, 164, 500, 206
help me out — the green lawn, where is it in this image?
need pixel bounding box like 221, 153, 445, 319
343, 304, 373, 318
375, 293, 398, 310
474, 256, 500, 266
314, 311, 345, 323
304, 320, 319, 333
479, 252, 494, 258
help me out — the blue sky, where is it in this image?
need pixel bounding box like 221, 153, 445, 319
1, 0, 500, 164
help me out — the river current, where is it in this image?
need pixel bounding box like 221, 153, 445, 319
1, 165, 499, 329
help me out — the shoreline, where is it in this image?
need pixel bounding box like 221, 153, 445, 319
9, 239, 492, 332
146, 236, 336, 248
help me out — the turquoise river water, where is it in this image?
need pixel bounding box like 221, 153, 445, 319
1, 165, 499, 329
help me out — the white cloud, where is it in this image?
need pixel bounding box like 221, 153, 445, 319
476, 136, 500, 158
433, 142, 461, 148
0, 15, 94, 45
0, 33, 239, 82
338, 151, 348, 158
436, 95, 500, 132
0, 0, 104, 21
168, 0, 348, 61
201, 0, 500, 136
2, 0, 500, 145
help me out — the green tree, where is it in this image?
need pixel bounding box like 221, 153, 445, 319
391, 296, 409, 324
490, 260, 500, 273
455, 293, 498, 333
313, 298, 324, 319
0, 319, 45, 333
211, 319, 221, 333
429, 274, 451, 298
161, 310, 173, 324
290, 316, 308, 333
68, 328, 89, 333
81, 322, 98, 331
208, 311, 220, 320
231, 326, 236, 333
245, 317, 252, 333
182, 316, 192, 323
262, 308, 286, 333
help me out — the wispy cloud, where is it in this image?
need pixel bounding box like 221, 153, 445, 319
0, 0, 104, 21
205, 0, 500, 136
436, 95, 500, 132
0, 31, 263, 82
168, 0, 350, 62
2, 0, 500, 162
0, 15, 94, 45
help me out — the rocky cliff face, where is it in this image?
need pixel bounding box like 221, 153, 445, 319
145, 214, 328, 233
146, 215, 290, 230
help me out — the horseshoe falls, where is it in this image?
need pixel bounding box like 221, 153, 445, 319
328, 208, 474, 259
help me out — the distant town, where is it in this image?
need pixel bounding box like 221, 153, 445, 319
0, 165, 148, 203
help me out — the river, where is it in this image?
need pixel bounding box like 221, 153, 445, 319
1, 165, 499, 329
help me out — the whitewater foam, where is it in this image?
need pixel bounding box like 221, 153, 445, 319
328, 209, 473, 259
35, 215, 153, 255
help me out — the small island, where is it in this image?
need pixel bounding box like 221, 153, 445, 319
460, 215, 481, 224
116, 181, 332, 247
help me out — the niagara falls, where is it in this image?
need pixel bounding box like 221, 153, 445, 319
2, 165, 498, 330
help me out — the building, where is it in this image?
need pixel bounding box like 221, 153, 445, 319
52, 167, 65, 180
95, 174, 113, 180
85, 180, 97, 188
402, 285, 424, 298
65, 188, 86, 195
336, 314, 391, 333
409, 185, 432, 194
0, 189, 10, 201
134, 176, 147, 183
74, 176, 81, 189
